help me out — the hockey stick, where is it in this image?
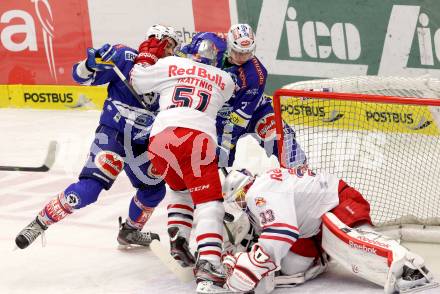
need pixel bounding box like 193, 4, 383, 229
150, 240, 195, 283
110, 62, 149, 108
94, 57, 152, 111
220, 167, 229, 177
0, 141, 57, 172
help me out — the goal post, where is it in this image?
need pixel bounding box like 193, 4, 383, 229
272, 76, 440, 242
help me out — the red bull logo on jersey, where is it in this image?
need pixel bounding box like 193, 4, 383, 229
255, 197, 266, 207
168, 65, 226, 90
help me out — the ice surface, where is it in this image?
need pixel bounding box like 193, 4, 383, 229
0, 109, 438, 294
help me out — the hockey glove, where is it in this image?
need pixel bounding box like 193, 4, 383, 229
85, 43, 116, 71
135, 37, 169, 66
223, 243, 279, 292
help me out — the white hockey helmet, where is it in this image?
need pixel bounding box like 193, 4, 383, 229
227, 24, 256, 56
222, 169, 255, 209
146, 24, 181, 48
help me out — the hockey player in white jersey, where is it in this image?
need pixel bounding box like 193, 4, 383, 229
221, 168, 438, 293
130, 32, 235, 294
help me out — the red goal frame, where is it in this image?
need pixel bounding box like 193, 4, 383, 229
272, 88, 440, 168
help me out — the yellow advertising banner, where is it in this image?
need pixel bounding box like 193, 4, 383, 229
0, 85, 9, 108
281, 97, 440, 136
3, 85, 107, 110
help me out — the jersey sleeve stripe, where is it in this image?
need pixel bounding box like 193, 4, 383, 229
262, 227, 299, 240
262, 223, 299, 231
259, 235, 296, 246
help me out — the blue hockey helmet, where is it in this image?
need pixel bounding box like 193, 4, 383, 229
179, 32, 226, 67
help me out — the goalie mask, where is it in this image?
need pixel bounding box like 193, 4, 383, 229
227, 24, 256, 65
179, 32, 226, 67
222, 169, 255, 211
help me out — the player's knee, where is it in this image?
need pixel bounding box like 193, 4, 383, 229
281, 252, 315, 275
80, 149, 125, 190
93, 150, 124, 180
64, 178, 104, 209
136, 184, 166, 208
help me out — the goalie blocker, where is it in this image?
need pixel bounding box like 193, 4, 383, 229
322, 212, 438, 293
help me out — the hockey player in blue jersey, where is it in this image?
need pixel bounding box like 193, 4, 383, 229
217, 23, 305, 169
14, 24, 181, 250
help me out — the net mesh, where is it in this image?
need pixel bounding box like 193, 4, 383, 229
278, 76, 440, 227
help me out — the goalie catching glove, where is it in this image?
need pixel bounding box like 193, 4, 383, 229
223, 243, 279, 292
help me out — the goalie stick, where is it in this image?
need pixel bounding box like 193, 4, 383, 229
150, 239, 195, 283
0, 141, 57, 172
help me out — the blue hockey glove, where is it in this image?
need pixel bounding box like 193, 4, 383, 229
85, 43, 116, 71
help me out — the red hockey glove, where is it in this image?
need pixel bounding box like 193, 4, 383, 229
135, 37, 169, 66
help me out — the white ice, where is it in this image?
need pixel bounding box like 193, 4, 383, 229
0, 109, 439, 294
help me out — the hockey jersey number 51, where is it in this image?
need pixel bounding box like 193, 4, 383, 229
130, 56, 235, 142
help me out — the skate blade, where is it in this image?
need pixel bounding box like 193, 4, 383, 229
117, 243, 149, 250
400, 281, 439, 293
196, 281, 238, 293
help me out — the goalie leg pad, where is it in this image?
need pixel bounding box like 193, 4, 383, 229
275, 250, 329, 288
322, 212, 403, 288
281, 251, 315, 276
321, 212, 438, 293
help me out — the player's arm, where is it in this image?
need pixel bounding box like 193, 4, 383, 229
130, 62, 161, 95
223, 191, 297, 292
229, 86, 265, 132
129, 36, 172, 95
217, 62, 267, 165
217, 90, 266, 167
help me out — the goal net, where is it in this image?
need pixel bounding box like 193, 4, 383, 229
273, 76, 440, 241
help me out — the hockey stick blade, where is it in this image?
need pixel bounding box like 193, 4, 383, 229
150, 240, 195, 283
0, 141, 57, 172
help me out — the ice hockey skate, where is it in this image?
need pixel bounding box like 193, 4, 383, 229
394, 253, 439, 293
117, 217, 159, 249
195, 259, 236, 294
168, 226, 195, 267
15, 217, 47, 249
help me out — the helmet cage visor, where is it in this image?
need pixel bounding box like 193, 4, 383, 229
188, 39, 219, 66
